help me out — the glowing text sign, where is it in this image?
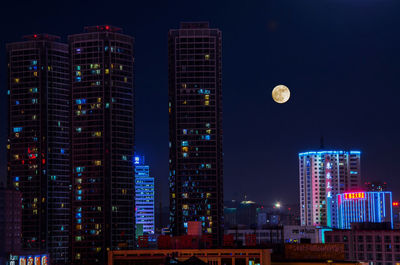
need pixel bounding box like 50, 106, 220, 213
344, 192, 365, 200
17, 255, 48, 265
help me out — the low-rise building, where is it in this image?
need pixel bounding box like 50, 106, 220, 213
108, 249, 271, 265
325, 223, 400, 265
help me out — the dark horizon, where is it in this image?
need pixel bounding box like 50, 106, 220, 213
1, 0, 400, 207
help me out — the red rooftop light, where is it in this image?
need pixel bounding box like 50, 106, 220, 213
34, 34, 37, 38
105, 25, 110, 30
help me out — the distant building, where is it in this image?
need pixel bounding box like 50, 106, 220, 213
365, 181, 387, 192
7, 34, 70, 264
0, 188, 22, 263
135, 155, 155, 235
299, 150, 361, 227
337, 191, 393, 229
237, 200, 258, 227
325, 222, 399, 264
168, 22, 223, 245
225, 226, 284, 246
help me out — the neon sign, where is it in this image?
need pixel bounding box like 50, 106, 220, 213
13, 254, 48, 265
344, 192, 365, 200
393, 202, 399, 207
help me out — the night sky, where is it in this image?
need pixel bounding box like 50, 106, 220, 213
1, 0, 400, 206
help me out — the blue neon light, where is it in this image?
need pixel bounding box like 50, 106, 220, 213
13, 127, 22, 133
299, 150, 362, 156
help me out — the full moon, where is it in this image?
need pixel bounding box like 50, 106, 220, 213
272, 85, 290, 104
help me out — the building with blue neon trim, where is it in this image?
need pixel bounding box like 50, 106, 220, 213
337, 191, 393, 229
134, 155, 155, 235
299, 150, 361, 228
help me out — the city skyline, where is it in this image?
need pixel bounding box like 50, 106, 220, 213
1, 0, 400, 208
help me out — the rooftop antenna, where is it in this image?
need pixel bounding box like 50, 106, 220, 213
320, 136, 325, 149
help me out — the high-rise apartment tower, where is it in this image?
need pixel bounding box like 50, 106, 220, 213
168, 22, 223, 245
7, 34, 71, 264
69, 25, 135, 265
299, 151, 361, 227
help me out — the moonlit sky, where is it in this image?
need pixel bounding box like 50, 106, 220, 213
1, 0, 400, 206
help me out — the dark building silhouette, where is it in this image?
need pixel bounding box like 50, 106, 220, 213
69, 25, 135, 265
168, 22, 223, 245
365, 181, 387, 191
6, 34, 71, 264
0, 188, 22, 264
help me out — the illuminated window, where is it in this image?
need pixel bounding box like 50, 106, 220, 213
172, 193, 176, 198
105, 69, 110, 74
205, 54, 210, 60
76, 225, 82, 230
76, 128, 82, 133
205, 135, 211, 140
13, 127, 22, 133
122, 189, 127, 195
33, 209, 38, 215
183, 153, 188, 158
15, 78, 20, 83
181, 83, 187, 88
206, 129, 211, 134
182, 147, 188, 152
29, 88, 38, 93
204, 101, 209, 106
182, 141, 189, 146
75, 236, 82, 242
183, 129, 187, 134
33, 72, 38, 77
92, 131, 102, 137
124, 77, 128, 83
94, 160, 102, 166
182, 193, 188, 198
183, 204, 189, 210
119, 65, 123, 70
32, 99, 38, 104
205, 95, 209, 100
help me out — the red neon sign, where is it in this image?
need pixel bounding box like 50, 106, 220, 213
344, 192, 365, 200
393, 202, 399, 207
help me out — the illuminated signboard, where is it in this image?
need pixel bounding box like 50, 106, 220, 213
10, 254, 49, 265
344, 192, 365, 200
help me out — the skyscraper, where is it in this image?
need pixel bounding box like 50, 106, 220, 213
299, 151, 361, 227
168, 22, 223, 245
69, 25, 135, 264
7, 34, 70, 264
134, 155, 155, 235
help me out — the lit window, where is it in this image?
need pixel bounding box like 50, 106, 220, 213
181, 83, 187, 88
204, 101, 209, 106
76, 128, 82, 133
183, 204, 188, 210
94, 160, 102, 166
13, 127, 22, 133
205, 54, 210, 60
92, 131, 102, 137
182, 147, 188, 152
183, 153, 188, 158
15, 78, 20, 83
105, 69, 109, 74
182, 141, 189, 146
75, 236, 82, 242
205, 95, 209, 100
124, 77, 128, 83
33, 72, 38, 77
